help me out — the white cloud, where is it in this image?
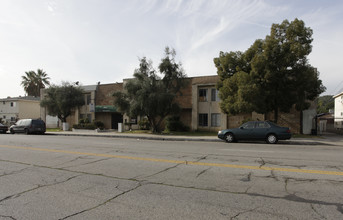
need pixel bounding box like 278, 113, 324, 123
0, 0, 342, 97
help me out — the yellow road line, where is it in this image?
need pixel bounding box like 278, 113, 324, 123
1, 144, 343, 176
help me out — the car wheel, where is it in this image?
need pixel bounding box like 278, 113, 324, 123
224, 133, 235, 143
266, 134, 278, 144
24, 129, 29, 135
10, 129, 14, 134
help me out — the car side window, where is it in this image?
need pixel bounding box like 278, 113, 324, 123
242, 122, 255, 129
256, 122, 270, 128
24, 120, 30, 126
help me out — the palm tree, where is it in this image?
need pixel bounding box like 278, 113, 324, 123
21, 69, 50, 97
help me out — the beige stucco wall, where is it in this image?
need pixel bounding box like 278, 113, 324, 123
18, 100, 41, 119
334, 93, 343, 129
96, 113, 112, 129
191, 83, 227, 131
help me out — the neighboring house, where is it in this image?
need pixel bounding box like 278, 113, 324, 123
0, 96, 41, 125
333, 92, 343, 129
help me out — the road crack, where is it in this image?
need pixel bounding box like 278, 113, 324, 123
0, 215, 17, 220
61, 157, 112, 169
195, 155, 209, 162
2, 158, 343, 216
258, 157, 265, 168
59, 183, 142, 220
196, 167, 211, 178
240, 172, 252, 182
0, 167, 29, 178
311, 204, 328, 220
144, 164, 181, 178
266, 170, 280, 181
0, 175, 79, 204
230, 207, 260, 219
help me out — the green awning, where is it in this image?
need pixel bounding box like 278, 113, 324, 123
95, 105, 117, 112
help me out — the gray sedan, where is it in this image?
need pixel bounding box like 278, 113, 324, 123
218, 121, 291, 144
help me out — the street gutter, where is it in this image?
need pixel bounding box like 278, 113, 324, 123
45, 131, 341, 146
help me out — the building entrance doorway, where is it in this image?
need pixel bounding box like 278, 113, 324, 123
111, 113, 123, 129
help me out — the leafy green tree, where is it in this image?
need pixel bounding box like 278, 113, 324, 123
113, 47, 187, 133
21, 69, 50, 97
40, 82, 85, 122
317, 95, 334, 114
214, 19, 325, 123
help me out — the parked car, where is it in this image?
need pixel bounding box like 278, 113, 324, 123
10, 119, 46, 135
0, 123, 8, 134
218, 121, 291, 144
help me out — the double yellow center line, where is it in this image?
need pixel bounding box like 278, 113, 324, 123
1, 144, 343, 176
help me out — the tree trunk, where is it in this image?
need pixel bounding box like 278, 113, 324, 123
274, 108, 279, 124
300, 110, 303, 134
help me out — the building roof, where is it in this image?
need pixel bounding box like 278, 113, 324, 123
0, 96, 40, 101
81, 85, 97, 92
333, 91, 343, 99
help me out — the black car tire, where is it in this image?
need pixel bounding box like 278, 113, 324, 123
224, 133, 235, 143
24, 129, 29, 135
10, 129, 14, 134
266, 134, 278, 144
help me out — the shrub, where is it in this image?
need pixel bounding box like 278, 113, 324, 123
165, 116, 189, 132
79, 118, 85, 124
72, 122, 97, 130
138, 118, 150, 130
93, 121, 105, 129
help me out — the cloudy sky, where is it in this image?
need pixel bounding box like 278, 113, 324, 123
1, 0, 342, 98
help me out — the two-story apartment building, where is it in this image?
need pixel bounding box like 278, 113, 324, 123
41, 75, 311, 133
0, 96, 41, 124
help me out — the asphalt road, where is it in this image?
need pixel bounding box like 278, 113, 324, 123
0, 134, 342, 219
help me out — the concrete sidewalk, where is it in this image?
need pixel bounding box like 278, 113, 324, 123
46, 130, 220, 142
46, 130, 343, 145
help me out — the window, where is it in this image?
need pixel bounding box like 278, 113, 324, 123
86, 94, 91, 105
211, 113, 221, 127
199, 114, 208, 126
10, 117, 15, 121
199, 89, 207, 102
241, 121, 255, 129
211, 89, 220, 101
87, 114, 92, 122
256, 122, 270, 128
130, 117, 137, 124
3, 116, 6, 119
10, 102, 14, 107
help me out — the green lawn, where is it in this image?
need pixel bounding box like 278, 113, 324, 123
124, 130, 218, 136
292, 134, 323, 139
46, 128, 62, 132
125, 130, 323, 138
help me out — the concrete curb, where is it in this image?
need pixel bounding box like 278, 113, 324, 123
45, 132, 341, 146
46, 132, 222, 142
